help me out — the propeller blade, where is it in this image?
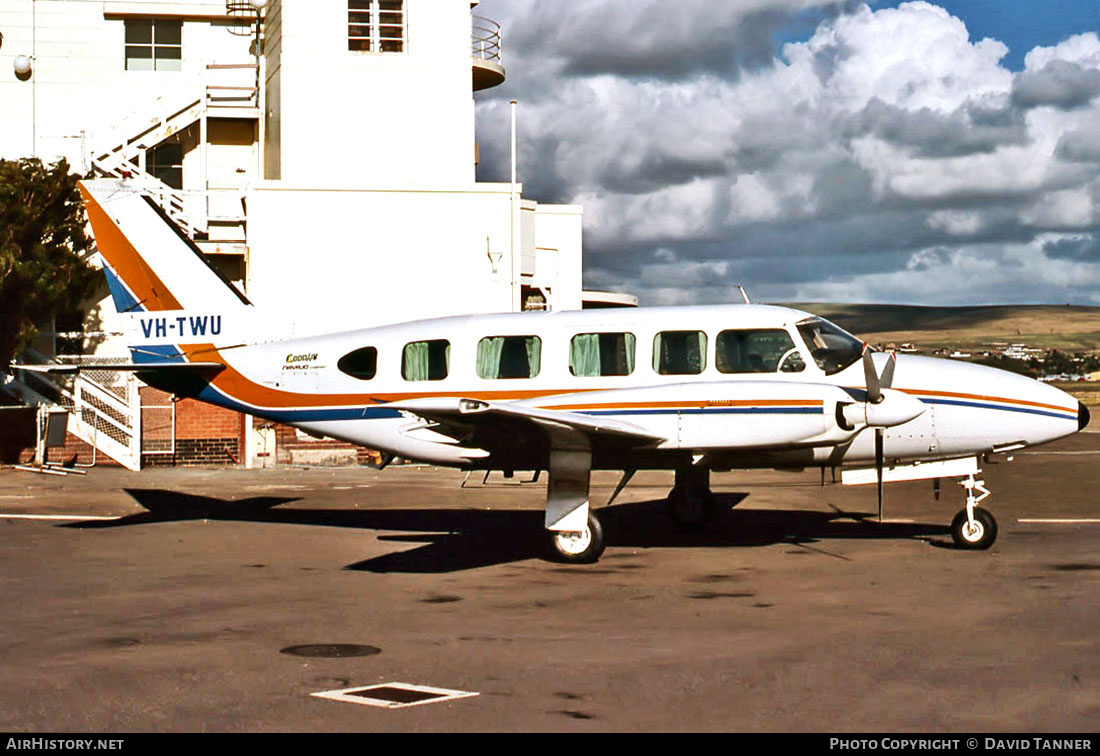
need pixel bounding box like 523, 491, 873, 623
880, 351, 897, 390
862, 345, 882, 404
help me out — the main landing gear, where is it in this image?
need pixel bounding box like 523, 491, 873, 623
547, 510, 606, 564
950, 473, 998, 550
665, 466, 716, 530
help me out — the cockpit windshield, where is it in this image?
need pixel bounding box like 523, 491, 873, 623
795, 318, 864, 375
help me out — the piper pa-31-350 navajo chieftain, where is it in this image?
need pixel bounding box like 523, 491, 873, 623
18, 181, 1091, 563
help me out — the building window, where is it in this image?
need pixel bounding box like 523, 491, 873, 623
715, 329, 805, 374
337, 347, 378, 380
653, 331, 707, 375
477, 336, 541, 379
569, 333, 635, 377
402, 339, 449, 381
125, 19, 182, 71
348, 0, 405, 53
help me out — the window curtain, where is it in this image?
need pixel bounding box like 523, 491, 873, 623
570, 334, 601, 376
525, 337, 541, 378
403, 341, 429, 381
477, 337, 505, 379
622, 333, 635, 375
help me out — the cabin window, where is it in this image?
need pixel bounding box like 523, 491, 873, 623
796, 318, 864, 375
348, 0, 405, 53
569, 333, 635, 377
337, 346, 378, 380
477, 336, 541, 379
402, 339, 449, 381
715, 329, 805, 374
653, 331, 707, 375
124, 19, 182, 71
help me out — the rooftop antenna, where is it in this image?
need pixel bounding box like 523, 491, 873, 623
737, 285, 751, 304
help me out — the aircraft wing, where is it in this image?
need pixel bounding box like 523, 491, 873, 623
385, 397, 667, 449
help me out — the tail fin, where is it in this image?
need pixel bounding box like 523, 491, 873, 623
80, 180, 253, 362
79, 179, 251, 314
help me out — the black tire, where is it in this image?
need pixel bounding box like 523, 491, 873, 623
951, 507, 998, 550
666, 486, 716, 531
546, 511, 605, 564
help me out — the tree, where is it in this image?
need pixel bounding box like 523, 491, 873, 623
0, 157, 99, 370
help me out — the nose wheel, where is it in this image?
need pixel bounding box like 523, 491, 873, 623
950, 474, 998, 550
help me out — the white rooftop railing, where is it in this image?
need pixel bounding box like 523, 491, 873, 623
472, 15, 502, 63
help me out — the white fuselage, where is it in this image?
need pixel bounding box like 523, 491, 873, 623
178, 304, 1083, 471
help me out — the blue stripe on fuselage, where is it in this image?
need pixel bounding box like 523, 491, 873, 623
921, 397, 1077, 421
194, 383, 403, 423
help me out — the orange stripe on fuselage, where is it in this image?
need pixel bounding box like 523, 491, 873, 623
79, 183, 181, 312
900, 387, 1075, 414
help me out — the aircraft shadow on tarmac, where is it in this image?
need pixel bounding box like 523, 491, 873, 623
63, 488, 952, 573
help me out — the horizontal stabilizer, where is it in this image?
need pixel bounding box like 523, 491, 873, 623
11, 362, 225, 375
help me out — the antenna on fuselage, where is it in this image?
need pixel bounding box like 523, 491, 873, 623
737, 285, 751, 304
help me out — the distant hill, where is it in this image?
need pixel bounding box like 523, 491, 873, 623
779, 304, 1100, 353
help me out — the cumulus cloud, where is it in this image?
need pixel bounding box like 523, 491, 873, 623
473, 1, 1100, 305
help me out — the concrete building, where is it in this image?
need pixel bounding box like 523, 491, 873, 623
1, 0, 632, 469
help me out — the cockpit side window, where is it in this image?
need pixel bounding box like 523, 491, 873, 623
796, 318, 863, 375
716, 329, 805, 374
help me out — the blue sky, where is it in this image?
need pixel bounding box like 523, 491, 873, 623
885, 0, 1099, 69
475, 1, 1100, 305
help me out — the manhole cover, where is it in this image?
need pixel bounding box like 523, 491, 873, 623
280, 644, 381, 658
312, 682, 479, 709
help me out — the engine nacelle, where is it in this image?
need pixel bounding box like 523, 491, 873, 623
840, 388, 927, 429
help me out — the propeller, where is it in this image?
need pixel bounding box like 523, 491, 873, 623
862, 345, 896, 522
836, 347, 922, 522
862, 343, 896, 404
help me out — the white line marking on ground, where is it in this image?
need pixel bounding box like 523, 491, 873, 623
1018, 519, 1100, 524
0, 513, 120, 521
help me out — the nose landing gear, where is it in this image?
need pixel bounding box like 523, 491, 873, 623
950, 473, 997, 550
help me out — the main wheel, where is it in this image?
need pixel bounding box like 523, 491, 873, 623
666, 485, 716, 531
547, 511, 605, 564
951, 507, 998, 550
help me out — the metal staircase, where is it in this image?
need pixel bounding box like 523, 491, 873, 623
88, 63, 260, 241
9, 354, 143, 471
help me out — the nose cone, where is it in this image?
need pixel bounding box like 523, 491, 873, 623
883, 355, 1084, 449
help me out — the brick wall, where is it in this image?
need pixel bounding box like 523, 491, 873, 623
142, 397, 243, 467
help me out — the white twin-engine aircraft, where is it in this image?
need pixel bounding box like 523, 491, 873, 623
29, 181, 1091, 563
